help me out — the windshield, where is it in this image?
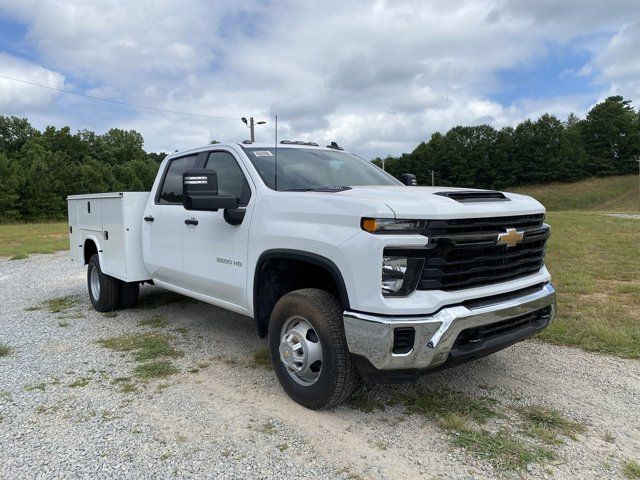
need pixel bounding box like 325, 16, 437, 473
242, 147, 401, 191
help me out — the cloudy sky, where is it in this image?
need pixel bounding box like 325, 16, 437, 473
0, 0, 639, 158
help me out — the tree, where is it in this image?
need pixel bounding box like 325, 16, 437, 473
0, 152, 20, 219
581, 96, 640, 175
0, 116, 37, 154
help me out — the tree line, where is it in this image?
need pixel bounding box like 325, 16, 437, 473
0, 118, 166, 221
373, 96, 640, 189
1, 95, 639, 222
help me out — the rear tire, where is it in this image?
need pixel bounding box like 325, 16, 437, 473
87, 254, 120, 312
268, 288, 359, 409
119, 282, 140, 309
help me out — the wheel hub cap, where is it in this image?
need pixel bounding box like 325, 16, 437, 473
279, 316, 323, 386
90, 266, 100, 300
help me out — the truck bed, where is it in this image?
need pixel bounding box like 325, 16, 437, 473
67, 192, 151, 282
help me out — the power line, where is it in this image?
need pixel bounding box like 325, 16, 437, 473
0, 73, 239, 121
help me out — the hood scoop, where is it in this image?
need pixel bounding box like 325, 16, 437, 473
434, 190, 510, 203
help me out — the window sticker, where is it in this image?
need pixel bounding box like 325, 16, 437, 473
253, 151, 273, 157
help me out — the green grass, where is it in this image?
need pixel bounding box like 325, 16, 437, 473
68, 377, 91, 388
623, 460, 640, 479
98, 333, 182, 381
541, 212, 640, 358
259, 420, 278, 435
0, 343, 12, 357
24, 382, 47, 392
518, 405, 586, 444
134, 361, 178, 379
97, 333, 182, 361
388, 388, 500, 425
513, 175, 639, 212
365, 388, 583, 473
44, 295, 77, 313
247, 347, 272, 369
453, 428, 555, 471
138, 315, 169, 329
0, 222, 68, 259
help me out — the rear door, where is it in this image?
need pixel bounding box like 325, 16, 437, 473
182, 148, 254, 311
142, 153, 201, 286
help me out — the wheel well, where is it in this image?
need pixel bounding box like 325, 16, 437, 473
253, 252, 349, 338
83, 239, 98, 265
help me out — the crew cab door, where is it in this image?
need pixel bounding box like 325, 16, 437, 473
182, 149, 253, 310
142, 153, 201, 286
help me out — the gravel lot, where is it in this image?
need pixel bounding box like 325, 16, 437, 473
1, 252, 639, 479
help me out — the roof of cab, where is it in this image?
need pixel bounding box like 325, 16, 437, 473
167, 141, 342, 157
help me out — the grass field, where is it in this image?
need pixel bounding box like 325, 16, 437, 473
0, 222, 68, 260
514, 175, 639, 212
542, 212, 640, 358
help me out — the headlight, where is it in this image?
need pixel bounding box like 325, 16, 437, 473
362, 217, 425, 234
382, 255, 425, 296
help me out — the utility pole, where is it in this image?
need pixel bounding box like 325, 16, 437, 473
241, 116, 266, 142
636, 155, 640, 210
381, 157, 385, 171
431, 170, 435, 187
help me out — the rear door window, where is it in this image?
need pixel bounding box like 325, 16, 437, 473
158, 155, 199, 204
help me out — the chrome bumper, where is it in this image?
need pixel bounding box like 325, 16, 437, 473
343, 283, 556, 371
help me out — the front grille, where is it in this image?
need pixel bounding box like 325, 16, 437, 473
417, 214, 548, 291
453, 306, 552, 350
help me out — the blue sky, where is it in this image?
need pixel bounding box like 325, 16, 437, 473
492, 41, 596, 104
0, 1, 638, 158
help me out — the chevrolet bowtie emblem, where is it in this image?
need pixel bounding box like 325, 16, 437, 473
497, 228, 524, 247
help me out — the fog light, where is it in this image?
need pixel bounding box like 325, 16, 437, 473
382, 256, 424, 296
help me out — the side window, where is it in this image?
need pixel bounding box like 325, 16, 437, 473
158, 155, 199, 204
205, 151, 251, 206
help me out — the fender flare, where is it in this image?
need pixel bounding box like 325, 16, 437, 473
252, 249, 351, 337
253, 249, 351, 311
82, 234, 103, 266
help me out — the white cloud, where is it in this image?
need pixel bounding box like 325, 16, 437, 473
590, 21, 640, 100
0, 0, 638, 157
0, 53, 65, 111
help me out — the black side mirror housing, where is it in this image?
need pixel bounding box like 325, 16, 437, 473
183, 169, 239, 211
400, 173, 417, 186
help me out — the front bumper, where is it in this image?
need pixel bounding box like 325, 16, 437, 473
343, 283, 556, 382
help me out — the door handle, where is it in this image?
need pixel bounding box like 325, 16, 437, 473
184, 218, 199, 226
144, 216, 154, 222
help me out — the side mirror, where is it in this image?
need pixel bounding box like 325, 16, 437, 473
183, 169, 239, 211
400, 173, 417, 186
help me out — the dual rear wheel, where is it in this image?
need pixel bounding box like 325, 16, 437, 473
87, 254, 139, 312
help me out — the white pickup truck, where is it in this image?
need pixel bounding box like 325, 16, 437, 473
68, 141, 556, 409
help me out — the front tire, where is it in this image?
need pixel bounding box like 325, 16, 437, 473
87, 254, 121, 312
268, 288, 359, 409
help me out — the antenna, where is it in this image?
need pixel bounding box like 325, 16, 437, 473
274, 114, 279, 191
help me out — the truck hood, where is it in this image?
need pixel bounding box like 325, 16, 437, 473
337, 186, 545, 218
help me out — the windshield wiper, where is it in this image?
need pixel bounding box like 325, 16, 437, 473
281, 186, 352, 192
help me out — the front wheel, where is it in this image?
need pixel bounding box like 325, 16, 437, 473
268, 288, 359, 409
87, 254, 121, 312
